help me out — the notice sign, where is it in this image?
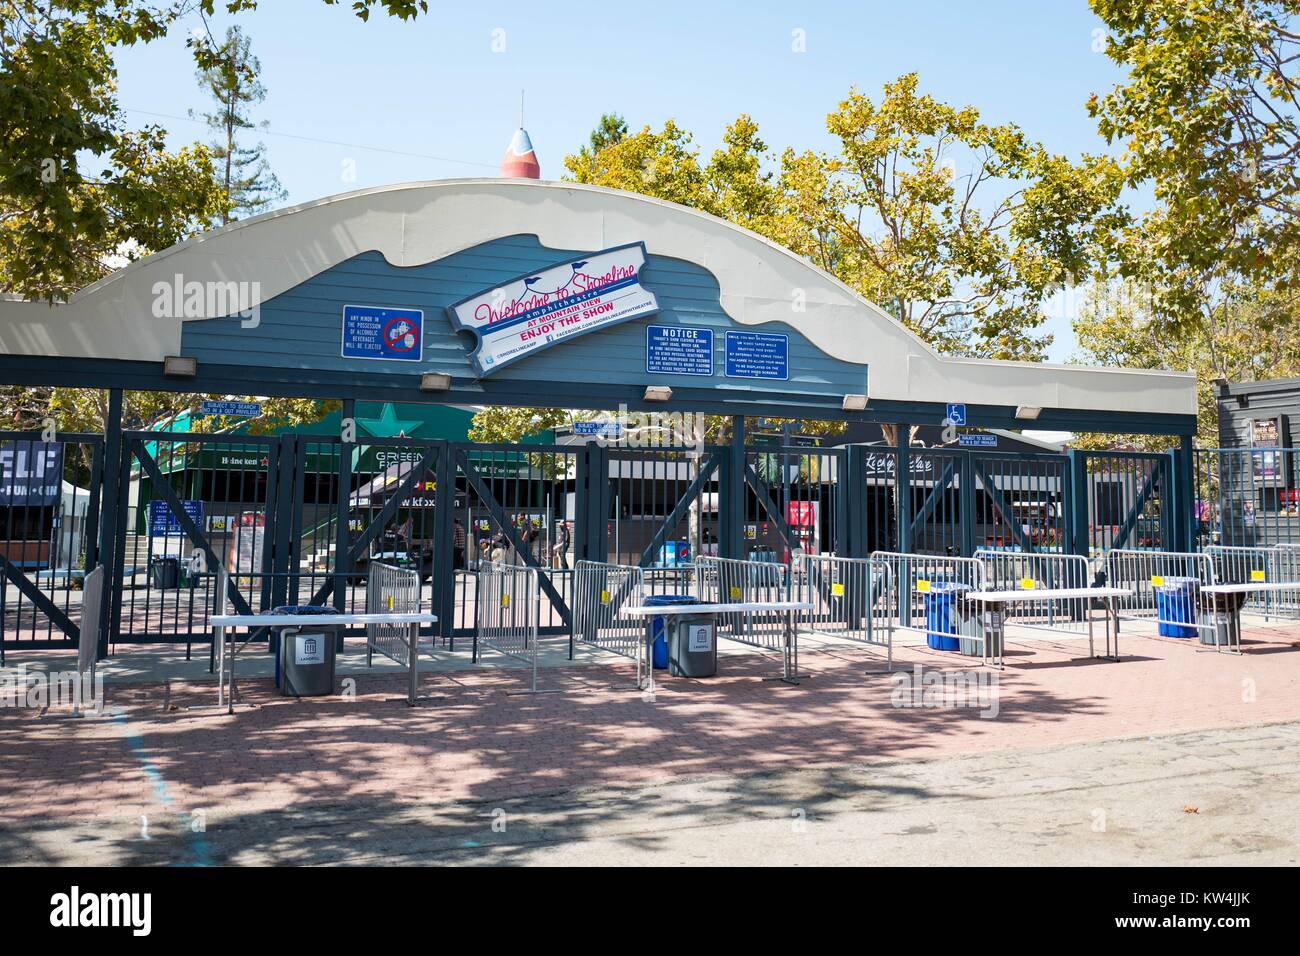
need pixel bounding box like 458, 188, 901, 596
447, 242, 659, 376
199, 400, 261, 418
341, 305, 424, 362
958, 433, 996, 447
149, 498, 203, 536
646, 325, 713, 376
725, 331, 788, 380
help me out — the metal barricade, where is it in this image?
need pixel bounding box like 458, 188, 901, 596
475, 561, 547, 693
365, 561, 422, 667
973, 549, 1092, 637
696, 555, 788, 650
570, 560, 649, 687
1204, 546, 1296, 620
794, 553, 892, 670
1104, 549, 1216, 641
869, 551, 985, 633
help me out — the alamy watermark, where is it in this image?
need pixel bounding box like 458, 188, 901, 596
1, 665, 105, 715
151, 273, 261, 328
890, 664, 1000, 718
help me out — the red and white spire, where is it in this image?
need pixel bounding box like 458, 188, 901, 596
501, 91, 540, 179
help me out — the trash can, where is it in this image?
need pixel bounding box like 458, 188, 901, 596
1205, 590, 1247, 648
270, 605, 342, 696
1155, 577, 1198, 638
924, 582, 969, 651
669, 615, 717, 677
963, 606, 1004, 658
149, 556, 180, 589
644, 594, 696, 670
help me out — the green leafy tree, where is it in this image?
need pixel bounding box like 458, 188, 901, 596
783, 74, 1122, 360
1071, 280, 1300, 450
192, 24, 286, 224
1, 0, 428, 302
1088, 0, 1300, 331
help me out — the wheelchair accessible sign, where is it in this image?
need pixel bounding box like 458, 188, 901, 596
342, 305, 424, 362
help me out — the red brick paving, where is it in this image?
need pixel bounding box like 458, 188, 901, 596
3, 623, 1299, 825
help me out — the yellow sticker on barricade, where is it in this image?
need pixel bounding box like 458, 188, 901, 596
1020, 578, 1035, 590
501, 594, 510, 608
1251, 569, 1266, 582
1151, 575, 1165, 587
916, 579, 931, 593
831, 582, 845, 597
386, 595, 394, 611
729, 585, 742, 599
600, 589, 611, 605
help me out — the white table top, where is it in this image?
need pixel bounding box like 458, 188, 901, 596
1203, 582, 1300, 595
212, 612, 438, 626
620, 601, 812, 617
965, 587, 1132, 603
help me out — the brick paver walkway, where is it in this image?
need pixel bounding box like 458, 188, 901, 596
3, 623, 1299, 827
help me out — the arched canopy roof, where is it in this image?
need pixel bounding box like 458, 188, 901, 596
0, 179, 1195, 433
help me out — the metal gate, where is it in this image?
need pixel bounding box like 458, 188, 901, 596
0, 432, 103, 658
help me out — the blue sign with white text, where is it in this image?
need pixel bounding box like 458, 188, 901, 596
958, 433, 997, 447
341, 305, 424, 362
725, 331, 788, 380
945, 403, 967, 426
199, 400, 262, 418
646, 325, 714, 376
574, 421, 624, 437
149, 499, 203, 537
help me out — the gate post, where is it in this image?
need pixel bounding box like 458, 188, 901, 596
96, 388, 124, 659
433, 440, 455, 643
959, 451, 977, 557
333, 399, 354, 614
1067, 449, 1090, 562
575, 440, 609, 563
896, 425, 912, 553
724, 416, 746, 559
847, 444, 869, 559
1174, 435, 1196, 551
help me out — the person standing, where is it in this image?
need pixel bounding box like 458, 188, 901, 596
553, 519, 571, 569
452, 517, 466, 569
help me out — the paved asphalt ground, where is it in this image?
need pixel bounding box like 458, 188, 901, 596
4, 720, 1298, 866
4, 621, 1300, 866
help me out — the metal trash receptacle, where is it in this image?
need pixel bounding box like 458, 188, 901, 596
924, 582, 969, 651
644, 594, 697, 670
669, 614, 717, 677
271, 605, 342, 697
149, 556, 180, 589
1205, 590, 1248, 647
963, 606, 1005, 658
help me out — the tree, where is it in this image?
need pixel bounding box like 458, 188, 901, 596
1, 1, 428, 437
1088, 0, 1300, 332
784, 74, 1122, 360
1071, 280, 1300, 449
192, 24, 286, 224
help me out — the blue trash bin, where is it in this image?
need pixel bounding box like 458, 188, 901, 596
643, 594, 697, 669
1154, 579, 1198, 638
923, 583, 969, 651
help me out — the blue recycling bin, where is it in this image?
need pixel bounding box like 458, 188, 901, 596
923, 582, 969, 651
643, 594, 697, 669
1155, 578, 1198, 638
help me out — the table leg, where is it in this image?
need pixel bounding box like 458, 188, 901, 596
215, 625, 224, 710
408, 623, 419, 706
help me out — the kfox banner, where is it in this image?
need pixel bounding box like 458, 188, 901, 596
447, 242, 659, 376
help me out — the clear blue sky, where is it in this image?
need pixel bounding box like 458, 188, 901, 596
114, 0, 1127, 361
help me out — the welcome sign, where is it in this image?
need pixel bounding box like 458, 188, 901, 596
447, 242, 659, 376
